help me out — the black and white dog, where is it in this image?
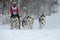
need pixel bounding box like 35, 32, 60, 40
39, 15, 46, 29
22, 16, 34, 29
22, 17, 28, 29
10, 16, 20, 29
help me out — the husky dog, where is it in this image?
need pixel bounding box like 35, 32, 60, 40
10, 17, 20, 29
27, 16, 33, 29
22, 16, 33, 29
22, 17, 28, 29
39, 14, 46, 29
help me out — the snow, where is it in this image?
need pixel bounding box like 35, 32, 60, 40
0, 29, 60, 40
0, 25, 10, 30
45, 5, 60, 29
0, 8, 60, 40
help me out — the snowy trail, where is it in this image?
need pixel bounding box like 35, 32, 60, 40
0, 29, 60, 40
0, 8, 60, 40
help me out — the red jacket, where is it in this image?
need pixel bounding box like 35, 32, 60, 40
10, 6, 20, 14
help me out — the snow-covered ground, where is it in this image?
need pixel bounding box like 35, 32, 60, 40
0, 7, 60, 40
0, 29, 60, 40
